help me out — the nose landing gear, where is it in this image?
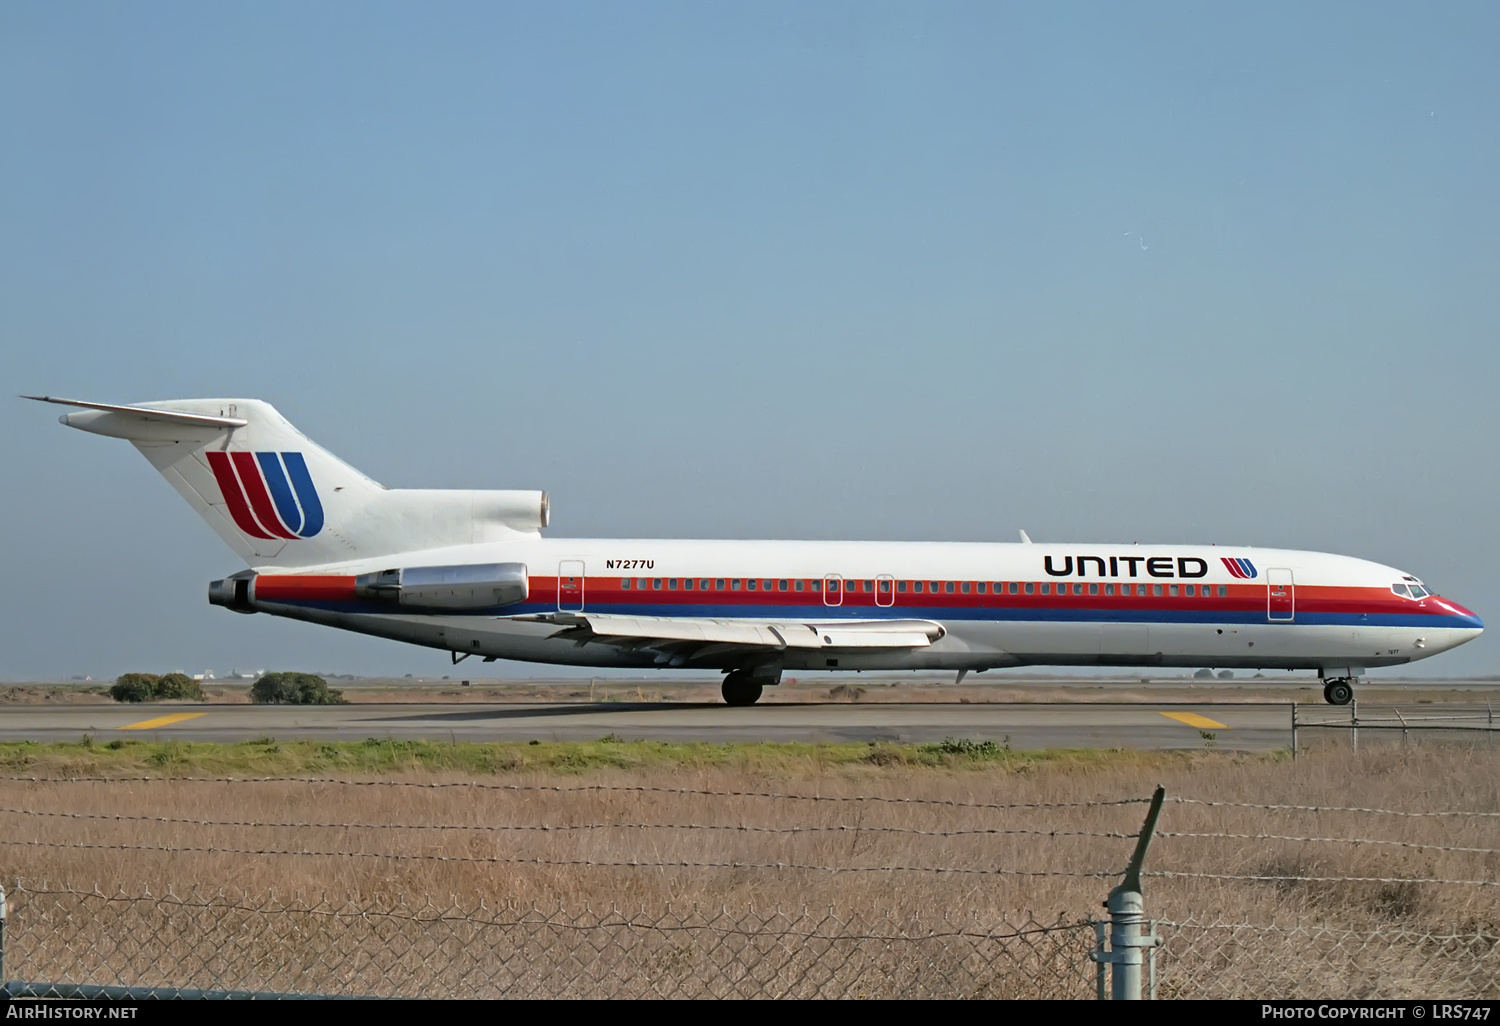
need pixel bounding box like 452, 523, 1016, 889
1322, 678, 1355, 706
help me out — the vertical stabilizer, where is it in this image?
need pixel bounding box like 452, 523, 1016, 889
31, 396, 549, 569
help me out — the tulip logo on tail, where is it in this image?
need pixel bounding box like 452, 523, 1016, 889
1221, 557, 1258, 579
205, 451, 324, 540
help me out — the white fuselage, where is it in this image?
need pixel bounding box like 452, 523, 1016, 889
239, 537, 1483, 677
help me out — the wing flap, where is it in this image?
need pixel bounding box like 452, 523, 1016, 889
521, 613, 943, 650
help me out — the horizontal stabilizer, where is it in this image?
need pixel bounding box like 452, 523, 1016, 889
23, 396, 248, 429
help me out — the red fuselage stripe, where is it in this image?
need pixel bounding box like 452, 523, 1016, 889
248, 575, 1458, 620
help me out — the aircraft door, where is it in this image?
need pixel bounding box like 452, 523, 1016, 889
1267, 568, 1294, 622
558, 560, 585, 613
823, 574, 842, 607
876, 574, 895, 607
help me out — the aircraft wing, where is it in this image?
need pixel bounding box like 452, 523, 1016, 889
515, 612, 944, 654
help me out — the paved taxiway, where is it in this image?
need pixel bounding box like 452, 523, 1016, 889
1, 700, 1488, 750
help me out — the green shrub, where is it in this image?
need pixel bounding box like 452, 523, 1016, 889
250, 672, 345, 705
110, 673, 160, 703
921, 736, 1006, 758
109, 672, 205, 703
154, 673, 205, 701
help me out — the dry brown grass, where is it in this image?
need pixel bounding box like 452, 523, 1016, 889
2, 742, 1495, 924
2, 741, 1497, 997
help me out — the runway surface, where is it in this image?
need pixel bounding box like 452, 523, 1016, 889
1, 699, 1488, 750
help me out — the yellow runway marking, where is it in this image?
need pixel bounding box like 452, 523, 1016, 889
117, 712, 206, 731
1160, 711, 1229, 729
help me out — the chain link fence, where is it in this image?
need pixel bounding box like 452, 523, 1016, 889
1, 884, 1095, 999
1152, 917, 1500, 1000
1, 758, 1497, 999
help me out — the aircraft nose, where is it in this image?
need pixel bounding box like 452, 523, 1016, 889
1435, 597, 1484, 632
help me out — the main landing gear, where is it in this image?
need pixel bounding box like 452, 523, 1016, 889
1322, 678, 1355, 706
721, 669, 778, 707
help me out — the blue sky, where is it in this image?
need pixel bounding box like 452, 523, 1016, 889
3, 1, 1497, 679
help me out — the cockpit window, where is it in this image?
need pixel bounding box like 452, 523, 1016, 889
1411, 585, 1429, 598
1393, 583, 1430, 598
1391, 584, 1410, 597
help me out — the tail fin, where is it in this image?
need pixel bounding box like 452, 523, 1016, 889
29, 397, 548, 568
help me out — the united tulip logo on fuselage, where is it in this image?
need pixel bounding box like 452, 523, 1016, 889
1042, 555, 1253, 579
206, 451, 324, 540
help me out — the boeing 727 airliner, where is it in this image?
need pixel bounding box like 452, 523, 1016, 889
29, 396, 1483, 706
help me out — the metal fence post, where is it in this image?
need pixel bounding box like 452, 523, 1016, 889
1093, 785, 1165, 999
1, 880, 7, 991
1351, 698, 1358, 754
1093, 922, 1108, 999
1291, 703, 1298, 761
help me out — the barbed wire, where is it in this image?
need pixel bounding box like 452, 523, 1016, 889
0, 837, 1124, 877
1149, 870, 1500, 888
0, 807, 1135, 839
0, 776, 1150, 811
1156, 830, 1499, 856
1172, 797, 1500, 818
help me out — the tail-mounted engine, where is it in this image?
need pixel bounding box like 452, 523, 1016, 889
353, 562, 529, 610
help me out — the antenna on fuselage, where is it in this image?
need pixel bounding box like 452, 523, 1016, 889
1019, 530, 1033, 544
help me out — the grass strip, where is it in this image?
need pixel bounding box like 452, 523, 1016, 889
0, 737, 1241, 777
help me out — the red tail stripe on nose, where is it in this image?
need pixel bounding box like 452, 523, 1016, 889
205, 451, 273, 540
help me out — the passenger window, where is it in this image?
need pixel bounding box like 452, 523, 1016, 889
730, 579, 741, 591
1089, 583, 1099, 595
914, 581, 924, 593
1184, 584, 1194, 596
621, 579, 631, 589
879, 579, 891, 593
683, 579, 694, 590
864, 580, 874, 592
977, 582, 987, 594
795, 580, 804, 592
638, 579, 648, 589
961, 582, 971, 594
701, 579, 710, 590
1073, 583, 1083, 595
898, 581, 908, 593
668, 579, 678, 590
1040, 583, 1051, 595
945, 581, 955, 594
1169, 585, 1179, 596
1104, 583, 1114, 596
1009, 582, 1020, 594
1217, 585, 1227, 597
653, 579, 662, 590
1152, 584, 1162, 596
1024, 582, 1034, 595
747, 580, 757, 591
779, 580, 789, 591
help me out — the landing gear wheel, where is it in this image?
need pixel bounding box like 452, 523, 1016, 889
721, 673, 764, 707
1323, 679, 1354, 706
